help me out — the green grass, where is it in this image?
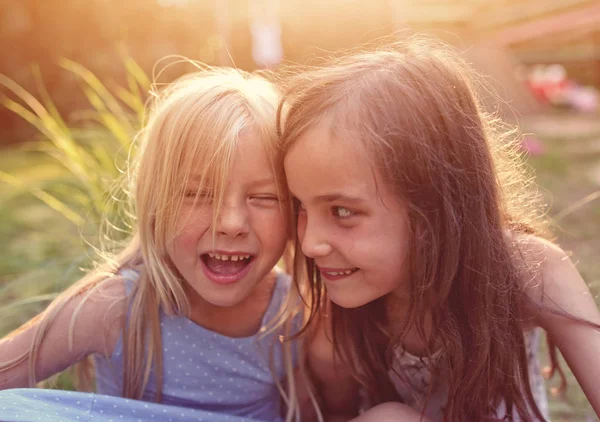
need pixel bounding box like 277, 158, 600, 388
0, 60, 146, 389
0, 151, 88, 333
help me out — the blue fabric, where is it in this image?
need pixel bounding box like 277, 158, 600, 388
0, 271, 299, 422
94, 270, 296, 421
0, 388, 270, 421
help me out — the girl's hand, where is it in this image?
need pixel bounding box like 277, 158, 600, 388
349, 402, 430, 422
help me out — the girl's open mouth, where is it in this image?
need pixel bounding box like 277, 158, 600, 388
200, 253, 255, 285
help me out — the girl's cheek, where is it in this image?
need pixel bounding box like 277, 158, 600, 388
252, 208, 289, 242
170, 227, 202, 256
172, 210, 212, 244
180, 206, 212, 227
179, 229, 200, 246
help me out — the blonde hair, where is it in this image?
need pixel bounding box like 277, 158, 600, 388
2, 65, 305, 420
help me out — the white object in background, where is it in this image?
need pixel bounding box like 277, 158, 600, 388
250, 23, 283, 68
249, 0, 282, 68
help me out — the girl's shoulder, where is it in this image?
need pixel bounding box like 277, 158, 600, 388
65, 273, 130, 356
513, 234, 577, 296
513, 234, 599, 328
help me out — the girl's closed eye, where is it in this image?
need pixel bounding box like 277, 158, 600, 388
249, 193, 280, 205
184, 187, 213, 202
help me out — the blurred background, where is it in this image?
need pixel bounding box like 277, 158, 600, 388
1, 0, 599, 420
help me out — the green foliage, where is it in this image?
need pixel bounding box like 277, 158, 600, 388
0, 59, 147, 342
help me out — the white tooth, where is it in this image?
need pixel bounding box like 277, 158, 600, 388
231, 256, 239, 261
208, 253, 215, 258
329, 272, 339, 276
244, 255, 250, 259
344, 270, 352, 275
222, 255, 230, 261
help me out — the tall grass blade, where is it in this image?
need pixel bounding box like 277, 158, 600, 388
59, 58, 135, 134
0, 171, 85, 227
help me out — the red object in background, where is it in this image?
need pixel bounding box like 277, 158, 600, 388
527, 77, 569, 104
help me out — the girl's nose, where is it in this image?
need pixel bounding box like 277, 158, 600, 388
298, 217, 332, 258
216, 202, 249, 237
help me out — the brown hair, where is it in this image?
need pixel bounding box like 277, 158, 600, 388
279, 35, 555, 421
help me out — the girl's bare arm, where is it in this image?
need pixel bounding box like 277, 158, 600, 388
525, 237, 600, 416
0, 276, 127, 389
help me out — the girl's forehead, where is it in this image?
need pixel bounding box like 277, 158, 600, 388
284, 123, 380, 200
286, 118, 368, 166
184, 136, 279, 187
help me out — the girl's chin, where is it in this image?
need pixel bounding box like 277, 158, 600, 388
327, 292, 369, 309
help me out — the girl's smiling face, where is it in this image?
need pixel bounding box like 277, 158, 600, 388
168, 129, 289, 309
284, 120, 410, 308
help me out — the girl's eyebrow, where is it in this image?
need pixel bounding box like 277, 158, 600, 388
187, 176, 276, 188
188, 175, 209, 184
248, 177, 277, 188
289, 188, 366, 205
314, 193, 365, 204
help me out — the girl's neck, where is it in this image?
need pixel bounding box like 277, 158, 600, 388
385, 293, 437, 357
183, 272, 277, 338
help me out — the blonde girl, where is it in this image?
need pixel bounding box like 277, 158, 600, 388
280, 36, 600, 421
0, 66, 307, 422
